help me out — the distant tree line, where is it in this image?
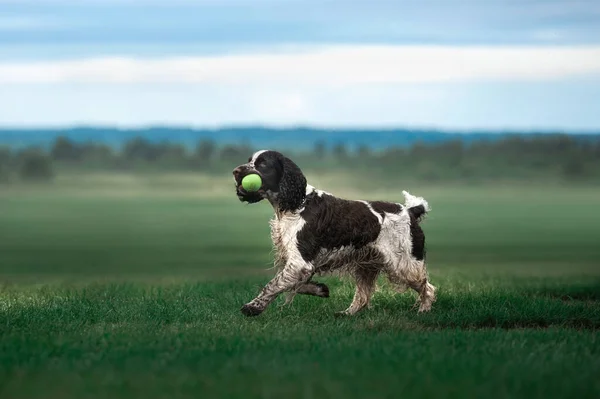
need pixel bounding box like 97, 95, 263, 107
0, 134, 599, 184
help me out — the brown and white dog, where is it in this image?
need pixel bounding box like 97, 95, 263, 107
233, 150, 436, 317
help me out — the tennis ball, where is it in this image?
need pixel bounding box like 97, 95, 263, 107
241, 174, 262, 192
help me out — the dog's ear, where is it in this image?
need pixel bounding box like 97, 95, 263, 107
276, 154, 307, 212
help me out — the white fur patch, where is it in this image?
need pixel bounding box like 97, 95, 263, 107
250, 149, 268, 166
402, 190, 430, 212
359, 200, 383, 224
306, 183, 330, 197
374, 210, 413, 263
270, 211, 311, 272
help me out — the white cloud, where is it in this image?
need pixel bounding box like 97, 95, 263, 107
2, 45, 600, 85
1, 45, 599, 130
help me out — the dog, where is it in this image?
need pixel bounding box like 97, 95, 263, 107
232, 150, 436, 317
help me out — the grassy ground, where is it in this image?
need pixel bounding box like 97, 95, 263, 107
1, 175, 599, 398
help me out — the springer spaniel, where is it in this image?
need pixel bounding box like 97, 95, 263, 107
232, 150, 436, 317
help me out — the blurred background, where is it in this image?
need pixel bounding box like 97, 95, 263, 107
2, 5, 599, 398
1, 0, 599, 283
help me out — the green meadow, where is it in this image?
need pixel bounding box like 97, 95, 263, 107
1, 174, 599, 398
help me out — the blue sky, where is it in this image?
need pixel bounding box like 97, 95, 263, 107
1, 0, 600, 131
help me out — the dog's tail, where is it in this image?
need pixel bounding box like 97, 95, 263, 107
402, 190, 430, 222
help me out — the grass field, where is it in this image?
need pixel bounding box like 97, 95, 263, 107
1, 174, 599, 398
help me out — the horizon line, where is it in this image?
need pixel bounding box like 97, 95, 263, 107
0, 123, 599, 135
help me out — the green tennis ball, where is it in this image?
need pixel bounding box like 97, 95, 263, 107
241, 174, 262, 192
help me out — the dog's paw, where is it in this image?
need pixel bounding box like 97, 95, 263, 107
314, 282, 330, 298
417, 304, 433, 313
241, 304, 263, 317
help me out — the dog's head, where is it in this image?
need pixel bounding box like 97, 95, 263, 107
232, 150, 307, 212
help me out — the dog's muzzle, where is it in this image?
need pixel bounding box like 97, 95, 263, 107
232, 165, 264, 203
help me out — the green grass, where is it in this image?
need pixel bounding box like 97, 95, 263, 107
1, 178, 599, 398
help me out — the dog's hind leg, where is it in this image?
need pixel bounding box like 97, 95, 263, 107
336, 267, 379, 316
385, 258, 436, 312
282, 281, 330, 306
411, 275, 436, 313
406, 259, 436, 313
295, 281, 329, 297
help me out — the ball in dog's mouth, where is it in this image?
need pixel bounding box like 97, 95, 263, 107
241, 174, 262, 192
235, 181, 263, 203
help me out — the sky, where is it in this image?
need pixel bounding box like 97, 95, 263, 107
1, 0, 600, 131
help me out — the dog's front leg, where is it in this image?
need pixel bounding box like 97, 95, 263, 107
241, 262, 313, 317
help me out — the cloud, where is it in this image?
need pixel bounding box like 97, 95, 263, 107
1, 44, 599, 130
1, 45, 600, 86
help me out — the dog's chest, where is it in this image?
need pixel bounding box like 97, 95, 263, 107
269, 213, 306, 266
